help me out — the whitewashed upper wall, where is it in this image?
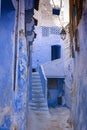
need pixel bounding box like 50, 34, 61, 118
43, 59, 65, 78
32, 26, 64, 69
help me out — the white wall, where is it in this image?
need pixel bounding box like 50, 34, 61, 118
32, 26, 64, 69
43, 59, 65, 78
64, 0, 69, 24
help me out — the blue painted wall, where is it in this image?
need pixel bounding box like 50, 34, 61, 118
0, 6, 15, 129
0, 1, 28, 129
1, 0, 15, 10
71, 8, 87, 130
47, 78, 65, 107
13, 37, 28, 130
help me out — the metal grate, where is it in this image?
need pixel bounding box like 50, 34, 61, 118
42, 27, 49, 37
50, 27, 60, 35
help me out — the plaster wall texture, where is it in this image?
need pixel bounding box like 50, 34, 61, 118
62, 25, 74, 108
43, 59, 65, 78
0, 0, 28, 129
71, 8, 87, 130
0, 9, 15, 130
64, 58, 74, 108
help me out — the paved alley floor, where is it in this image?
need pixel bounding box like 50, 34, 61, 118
28, 107, 74, 130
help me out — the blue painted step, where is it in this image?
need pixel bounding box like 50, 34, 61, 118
29, 72, 49, 112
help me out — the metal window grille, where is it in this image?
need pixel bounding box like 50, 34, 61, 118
42, 27, 49, 37
50, 27, 60, 35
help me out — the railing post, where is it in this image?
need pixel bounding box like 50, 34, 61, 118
38, 65, 47, 99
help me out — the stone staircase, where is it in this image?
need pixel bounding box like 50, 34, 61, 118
29, 72, 49, 112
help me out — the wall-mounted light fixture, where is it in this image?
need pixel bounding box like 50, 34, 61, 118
60, 28, 66, 40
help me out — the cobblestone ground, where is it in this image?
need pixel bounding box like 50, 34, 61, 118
28, 107, 74, 130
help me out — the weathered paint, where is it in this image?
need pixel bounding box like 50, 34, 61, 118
13, 37, 28, 130
0, 0, 28, 129
48, 78, 65, 107
0, 115, 11, 130
0, 1, 15, 128
71, 8, 87, 130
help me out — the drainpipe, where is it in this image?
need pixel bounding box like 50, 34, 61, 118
19, 0, 25, 35
14, 0, 19, 91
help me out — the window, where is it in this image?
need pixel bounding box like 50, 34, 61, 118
51, 45, 61, 60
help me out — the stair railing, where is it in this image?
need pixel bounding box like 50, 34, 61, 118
37, 65, 47, 99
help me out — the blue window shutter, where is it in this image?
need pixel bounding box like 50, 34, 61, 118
51, 45, 61, 60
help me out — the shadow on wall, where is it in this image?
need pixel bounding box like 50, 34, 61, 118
47, 78, 65, 107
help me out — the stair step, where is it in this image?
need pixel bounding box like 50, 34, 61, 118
32, 77, 41, 79
32, 97, 44, 100
30, 100, 47, 104
32, 95, 44, 98
32, 89, 43, 93
32, 72, 39, 74
32, 84, 42, 87
32, 89, 43, 92
30, 71, 48, 112
32, 80, 41, 83
32, 93, 44, 97
32, 77, 41, 80
32, 86, 42, 89
32, 77, 40, 79
32, 92, 44, 96
29, 101, 47, 105
32, 99, 46, 103
29, 103, 47, 107
32, 82, 42, 85
32, 73, 41, 76
29, 106, 48, 111
32, 85, 42, 88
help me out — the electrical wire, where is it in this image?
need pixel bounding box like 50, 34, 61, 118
51, 0, 56, 7
57, 16, 64, 28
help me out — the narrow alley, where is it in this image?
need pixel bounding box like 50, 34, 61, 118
0, 0, 87, 130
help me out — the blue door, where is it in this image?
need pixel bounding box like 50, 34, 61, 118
47, 78, 64, 107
